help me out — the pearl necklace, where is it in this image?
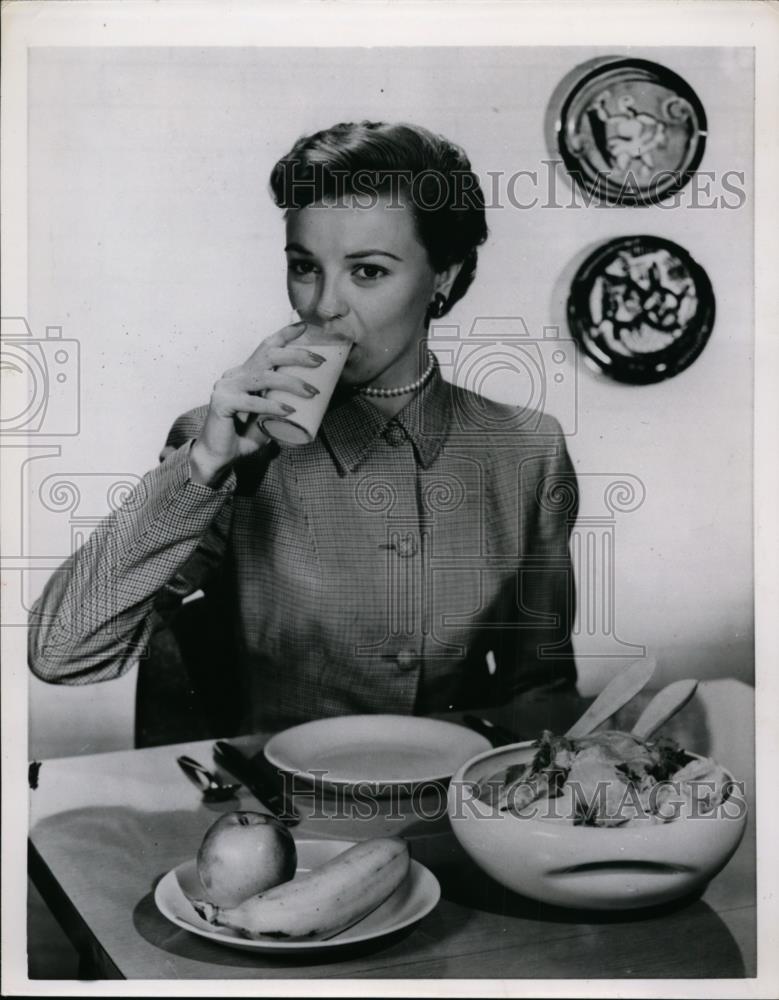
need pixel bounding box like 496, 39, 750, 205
358, 352, 436, 398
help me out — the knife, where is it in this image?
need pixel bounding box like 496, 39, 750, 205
213, 741, 301, 827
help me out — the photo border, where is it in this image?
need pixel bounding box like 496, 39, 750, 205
2, 1, 777, 997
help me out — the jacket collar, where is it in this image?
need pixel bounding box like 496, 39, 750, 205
320, 359, 452, 475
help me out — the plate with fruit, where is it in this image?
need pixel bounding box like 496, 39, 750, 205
154, 811, 440, 953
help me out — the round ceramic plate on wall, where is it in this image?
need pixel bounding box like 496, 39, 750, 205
556, 57, 707, 206
566, 235, 715, 385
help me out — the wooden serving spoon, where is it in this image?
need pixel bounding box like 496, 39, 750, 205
565, 657, 657, 739
630, 678, 699, 741
487, 670, 701, 812
484, 659, 658, 798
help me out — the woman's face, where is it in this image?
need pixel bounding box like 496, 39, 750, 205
284, 192, 455, 389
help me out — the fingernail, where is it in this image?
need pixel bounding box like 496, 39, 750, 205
308, 351, 326, 364
281, 403, 296, 414
303, 382, 320, 396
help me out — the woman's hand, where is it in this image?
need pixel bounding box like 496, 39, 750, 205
190, 322, 323, 485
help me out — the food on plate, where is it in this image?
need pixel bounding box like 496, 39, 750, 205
193, 836, 410, 940
483, 729, 730, 827
196, 811, 297, 907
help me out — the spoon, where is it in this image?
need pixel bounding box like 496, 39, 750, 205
565, 657, 656, 739
177, 755, 241, 802
630, 679, 699, 741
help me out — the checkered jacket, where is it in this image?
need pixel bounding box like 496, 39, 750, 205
29, 366, 578, 731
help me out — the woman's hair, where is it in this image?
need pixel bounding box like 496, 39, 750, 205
269, 121, 488, 316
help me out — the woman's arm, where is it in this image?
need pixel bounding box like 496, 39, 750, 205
27, 428, 237, 684
497, 414, 579, 694
27, 322, 323, 684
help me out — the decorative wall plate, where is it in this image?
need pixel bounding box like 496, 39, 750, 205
556, 58, 707, 206
567, 236, 715, 384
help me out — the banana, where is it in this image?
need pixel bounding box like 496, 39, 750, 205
192, 836, 410, 940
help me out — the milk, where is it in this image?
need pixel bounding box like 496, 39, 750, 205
260, 335, 352, 446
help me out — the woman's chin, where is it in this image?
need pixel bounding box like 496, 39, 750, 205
332, 374, 365, 401
337, 361, 372, 391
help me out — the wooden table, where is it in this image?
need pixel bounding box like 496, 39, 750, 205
28, 680, 756, 980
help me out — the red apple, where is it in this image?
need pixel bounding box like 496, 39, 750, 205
196, 811, 297, 907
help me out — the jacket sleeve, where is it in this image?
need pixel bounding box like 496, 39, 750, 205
496, 415, 579, 694
27, 407, 236, 684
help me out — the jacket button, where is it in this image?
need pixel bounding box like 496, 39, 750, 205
394, 534, 418, 558
395, 650, 417, 672
383, 421, 408, 447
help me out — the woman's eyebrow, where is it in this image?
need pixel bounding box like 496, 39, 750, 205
284, 244, 403, 261
344, 250, 403, 261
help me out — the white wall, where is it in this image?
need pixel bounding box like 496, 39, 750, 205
24, 46, 753, 756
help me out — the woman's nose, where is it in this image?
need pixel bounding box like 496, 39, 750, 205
314, 276, 347, 322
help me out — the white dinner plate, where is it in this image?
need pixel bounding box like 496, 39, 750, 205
154, 838, 441, 955
263, 714, 492, 792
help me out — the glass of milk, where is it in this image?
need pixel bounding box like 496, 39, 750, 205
260, 325, 353, 446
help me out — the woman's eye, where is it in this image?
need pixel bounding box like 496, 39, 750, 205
353, 264, 389, 281
287, 260, 318, 279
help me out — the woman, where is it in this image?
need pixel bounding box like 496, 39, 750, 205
29, 121, 578, 738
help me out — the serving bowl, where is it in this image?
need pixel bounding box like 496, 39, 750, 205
447, 740, 747, 910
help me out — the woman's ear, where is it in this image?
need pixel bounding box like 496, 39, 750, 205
434, 261, 464, 301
